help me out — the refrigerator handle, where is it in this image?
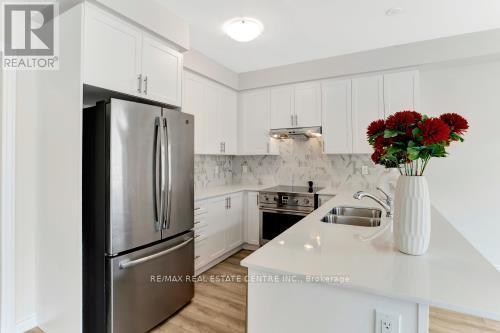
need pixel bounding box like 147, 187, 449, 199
118, 237, 194, 269
162, 117, 173, 230
153, 117, 161, 231
159, 117, 166, 231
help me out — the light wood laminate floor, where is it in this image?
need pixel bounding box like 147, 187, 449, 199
27, 250, 500, 333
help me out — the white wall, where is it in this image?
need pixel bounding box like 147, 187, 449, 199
14, 72, 38, 330
13, 4, 84, 332
421, 59, 500, 269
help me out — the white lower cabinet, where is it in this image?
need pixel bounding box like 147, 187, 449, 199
225, 193, 243, 250
194, 192, 244, 274
245, 192, 260, 246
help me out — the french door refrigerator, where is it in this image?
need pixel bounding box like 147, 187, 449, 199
83, 98, 194, 333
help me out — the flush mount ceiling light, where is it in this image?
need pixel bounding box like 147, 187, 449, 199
223, 17, 264, 42
385, 7, 403, 16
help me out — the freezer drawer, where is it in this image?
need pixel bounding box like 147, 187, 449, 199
107, 231, 194, 333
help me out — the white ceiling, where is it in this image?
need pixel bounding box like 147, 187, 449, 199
158, 0, 500, 73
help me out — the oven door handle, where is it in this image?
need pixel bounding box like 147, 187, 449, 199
259, 207, 310, 215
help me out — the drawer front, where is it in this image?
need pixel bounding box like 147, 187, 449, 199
194, 200, 209, 216
194, 225, 208, 243
107, 231, 194, 333
194, 237, 208, 270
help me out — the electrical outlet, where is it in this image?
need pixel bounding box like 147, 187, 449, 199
214, 166, 220, 175
375, 310, 401, 333
361, 165, 369, 175
242, 165, 249, 174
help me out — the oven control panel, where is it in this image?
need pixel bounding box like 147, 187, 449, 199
259, 192, 316, 211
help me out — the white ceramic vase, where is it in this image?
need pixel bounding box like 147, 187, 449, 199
393, 176, 431, 255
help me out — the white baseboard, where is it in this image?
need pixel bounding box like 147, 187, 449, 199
16, 313, 37, 333
242, 243, 259, 251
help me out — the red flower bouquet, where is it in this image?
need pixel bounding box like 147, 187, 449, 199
367, 111, 469, 176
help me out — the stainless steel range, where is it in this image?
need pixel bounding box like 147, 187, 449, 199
259, 183, 323, 245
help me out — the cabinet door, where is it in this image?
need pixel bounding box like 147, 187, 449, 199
226, 193, 243, 250
352, 75, 384, 154
84, 4, 142, 96
245, 192, 260, 246
141, 34, 183, 106
205, 197, 227, 261
383, 70, 419, 117
220, 87, 238, 155
226, 193, 243, 251
202, 82, 223, 154
321, 79, 352, 154
270, 86, 294, 129
239, 89, 275, 155
294, 82, 322, 127
183, 71, 206, 154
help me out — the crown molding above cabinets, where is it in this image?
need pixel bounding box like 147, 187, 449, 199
83, 3, 183, 107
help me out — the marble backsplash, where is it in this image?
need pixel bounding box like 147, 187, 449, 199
195, 138, 399, 192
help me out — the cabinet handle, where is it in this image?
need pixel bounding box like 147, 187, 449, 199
220, 142, 224, 153
257, 194, 259, 205
137, 74, 142, 93
143, 75, 148, 94
294, 114, 298, 126
222, 142, 226, 153
290, 114, 294, 126
225, 197, 228, 209
229, 197, 231, 209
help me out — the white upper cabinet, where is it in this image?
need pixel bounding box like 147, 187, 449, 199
182, 71, 238, 155
84, 4, 142, 97
83, 3, 183, 106
220, 87, 238, 155
294, 81, 322, 127
270, 85, 294, 129
352, 75, 384, 154
383, 70, 420, 117
183, 71, 207, 154
270, 83, 321, 129
141, 34, 182, 106
321, 79, 353, 154
239, 89, 277, 155
203, 82, 223, 154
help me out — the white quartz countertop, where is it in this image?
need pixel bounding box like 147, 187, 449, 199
195, 184, 272, 201
241, 192, 500, 320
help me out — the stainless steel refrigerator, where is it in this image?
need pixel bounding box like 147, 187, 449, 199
83, 98, 194, 333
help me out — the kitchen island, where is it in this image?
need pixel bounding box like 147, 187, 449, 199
241, 191, 500, 333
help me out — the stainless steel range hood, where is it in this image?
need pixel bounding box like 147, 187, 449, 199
269, 126, 322, 139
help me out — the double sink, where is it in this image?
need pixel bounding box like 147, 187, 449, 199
322, 206, 382, 227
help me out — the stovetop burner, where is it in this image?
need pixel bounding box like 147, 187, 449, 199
261, 185, 323, 194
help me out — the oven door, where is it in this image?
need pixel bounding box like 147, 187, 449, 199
259, 208, 308, 245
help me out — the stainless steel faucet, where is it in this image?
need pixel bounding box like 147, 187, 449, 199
353, 187, 394, 218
